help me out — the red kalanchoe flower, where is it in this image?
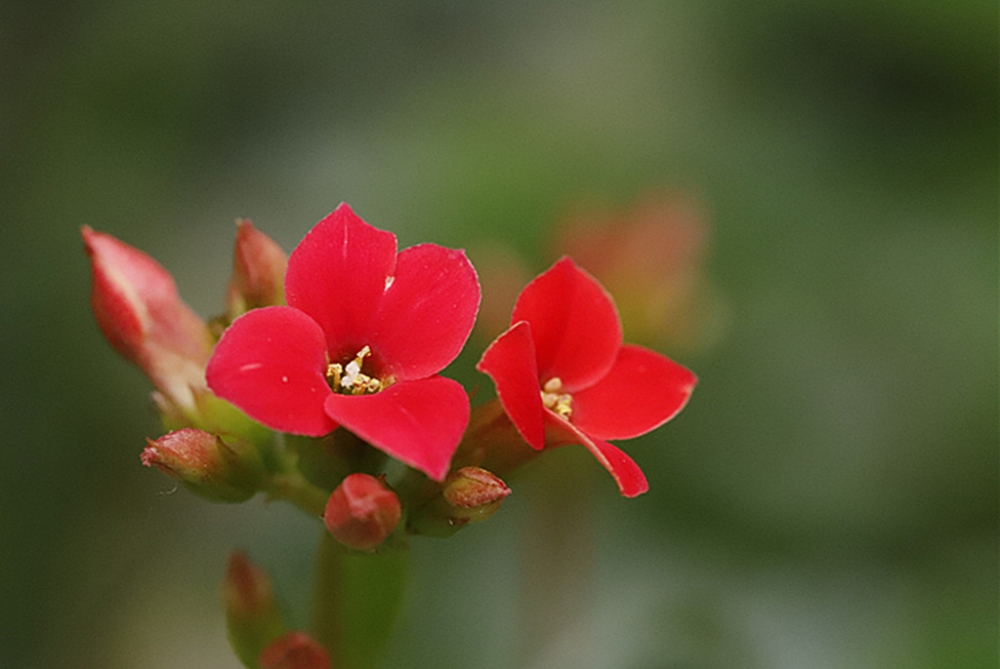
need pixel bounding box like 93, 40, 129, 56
477, 257, 696, 497
207, 204, 480, 481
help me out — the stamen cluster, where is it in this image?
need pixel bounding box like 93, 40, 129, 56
540, 377, 573, 418
326, 346, 388, 395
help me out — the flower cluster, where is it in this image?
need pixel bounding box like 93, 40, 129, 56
86, 202, 696, 510
84, 203, 696, 666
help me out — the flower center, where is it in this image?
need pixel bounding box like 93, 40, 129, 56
326, 345, 389, 395
541, 377, 573, 419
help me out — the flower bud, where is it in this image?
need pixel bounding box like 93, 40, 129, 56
226, 219, 288, 320
259, 631, 331, 669
442, 466, 511, 524
222, 551, 285, 667
141, 428, 264, 503
323, 473, 401, 552
82, 226, 212, 413
407, 466, 511, 536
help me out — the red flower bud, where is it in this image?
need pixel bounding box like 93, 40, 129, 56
222, 551, 285, 667
259, 631, 331, 669
226, 219, 288, 319
323, 473, 401, 551
82, 226, 212, 413
141, 428, 264, 503
442, 466, 511, 524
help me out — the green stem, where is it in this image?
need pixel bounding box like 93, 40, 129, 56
311, 532, 409, 669
454, 399, 540, 475
263, 469, 329, 518
312, 532, 346, 666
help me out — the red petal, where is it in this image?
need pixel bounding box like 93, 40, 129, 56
206, 307, 337, 437
369, 243, 481, 380
475, 321, 546, 450
544, 413, 649, 497
284, 204, 397, 360
571, 345, 697, 440
511, 257, 622, 392
323, 376, 470, 481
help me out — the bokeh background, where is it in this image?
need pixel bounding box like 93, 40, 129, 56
2, 2, 996, 667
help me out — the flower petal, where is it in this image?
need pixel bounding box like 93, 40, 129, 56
511, 257, 622, 392
323, 376, 470, 481
544, 412, 649, 497
571, 344, 697, 440
369, 243, 481, 380
476, 321, 546, 450
284, 204, 397, 359
206, 307, 337, 437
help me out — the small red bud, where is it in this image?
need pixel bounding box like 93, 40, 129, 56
323, 473, 401, 552
141, 428, 264, 502
82, 226, 212, 413
407, 466, 511, 536
227, 219, 288, 319
442, 466, 511, 524
222, 551, 285, 667
259, 631, 331, 669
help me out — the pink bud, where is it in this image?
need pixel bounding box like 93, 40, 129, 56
222, 551, 279, 622
442, 466, 511, 524
323, 473, 401, 552
82, 226, 212, 412
222, 551, 285, 667
406, 465, 512, 536
227, 219, 288, 318
141, 428, 263, 502
259, 631, 331, 669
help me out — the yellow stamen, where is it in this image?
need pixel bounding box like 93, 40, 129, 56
541, 377, 573, 418
326, 346, 386, 395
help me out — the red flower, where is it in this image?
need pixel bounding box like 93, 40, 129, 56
477, 258, 696, 497
207, 204, 481, 481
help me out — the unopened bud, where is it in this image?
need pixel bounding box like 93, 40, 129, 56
82, 226, 212, 413
141, 428, 264, 503
259, 631, 331, 669
226, 219, 287, 320
442, 466, 511, 524
407, 466, 511, 536
323, 473, 401, 552
222, 551, 285, 667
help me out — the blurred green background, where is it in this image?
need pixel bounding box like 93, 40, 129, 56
2, 1, 995, 667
